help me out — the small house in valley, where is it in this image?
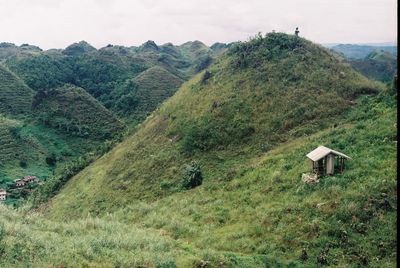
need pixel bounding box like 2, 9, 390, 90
15, 179, 26, 187
23, 175, 38, 183
14, 175, 39, 187
306, 146, 350, 176
0, 189, 7, 201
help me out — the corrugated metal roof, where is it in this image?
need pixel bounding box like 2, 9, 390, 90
306, 145, 351, 161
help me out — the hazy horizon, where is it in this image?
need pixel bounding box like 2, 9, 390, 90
0, 0, 397, 50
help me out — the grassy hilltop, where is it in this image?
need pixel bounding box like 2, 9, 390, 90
21, 33, 395, 267
32, 84, 125, 138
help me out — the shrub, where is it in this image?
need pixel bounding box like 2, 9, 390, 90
200, 70, 212, 84
19, 160, 27, 168
45, 153, 57, 166
181, 162, 203, 189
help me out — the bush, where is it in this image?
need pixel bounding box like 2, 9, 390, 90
200, 70, 212, 84
181, 162, 203, 189
19, 160, 27, 168
45, 153, 57, 166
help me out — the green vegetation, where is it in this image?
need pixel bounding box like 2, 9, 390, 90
4, 39, 224, 122
0, 65, 34, 115
0, 65, 126, 204
330, 44, 397, 59
32, 84, 125, 138
348, 50, 397, 82
181, 162, 203, 189
62, 40, 97, 56
0, 39, 225, 204
46, 32, 384, 211
33, 33, 394, 267
330, 44, 398, 83
108, 66, 184, 124
0, 33, 396, 267
5, 53, 75, 91
1, 204, 296, 267
0, 116, 109, 205
5, 84, 395, 267
0, 42, 41, 61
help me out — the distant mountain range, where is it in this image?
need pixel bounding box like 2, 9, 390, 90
328, 43, 397, 59
323, 42, 397, 48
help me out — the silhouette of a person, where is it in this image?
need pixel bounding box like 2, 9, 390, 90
295, 27, 299, 36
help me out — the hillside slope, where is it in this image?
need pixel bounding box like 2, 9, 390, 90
0, 64, 34, 115
0, 69, 126, 204
348, 50, 397, 82
32, 91, 395, 267
21, 34, 400, 267
47, 33, 382, 212
32, 84, 125, 139
119, 66, 184, 123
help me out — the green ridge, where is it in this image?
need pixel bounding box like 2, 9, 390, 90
0, 64, 34, 115
32, 84, 126, 139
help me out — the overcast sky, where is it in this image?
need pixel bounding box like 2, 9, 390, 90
0, 0, 397, 49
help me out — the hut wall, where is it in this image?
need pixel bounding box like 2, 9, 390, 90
326, 154, 335, 174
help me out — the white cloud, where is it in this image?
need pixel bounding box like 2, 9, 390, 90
0, 0, 397, 49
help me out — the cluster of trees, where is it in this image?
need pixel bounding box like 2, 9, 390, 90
229, 32, 305, 69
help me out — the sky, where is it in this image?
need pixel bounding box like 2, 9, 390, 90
0, 0, 397, 49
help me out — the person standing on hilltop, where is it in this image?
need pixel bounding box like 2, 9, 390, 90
295, 27, 300, 36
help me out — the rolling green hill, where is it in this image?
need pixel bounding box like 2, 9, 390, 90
348, 50, 397, 82
62, 40, 97, 56
0, 116, 24, 167
0, 66, 126, 205
34, 33, 395, 267
0, 42, 41, 62
32, 84, 125, 139
3, 40, 221, 121
0, 39, 220, 205
116, 66, 184, 123
46, 32, 382, 210
0, 64, 34, 115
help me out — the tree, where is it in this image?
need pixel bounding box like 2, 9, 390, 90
45, 153, 57, 166
181, 162, 203, 189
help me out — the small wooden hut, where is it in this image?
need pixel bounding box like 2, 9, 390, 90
306, 146, 350, 176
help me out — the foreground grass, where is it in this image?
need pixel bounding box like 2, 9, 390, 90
0, 205, 295, 268
0, 205, 181, 267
